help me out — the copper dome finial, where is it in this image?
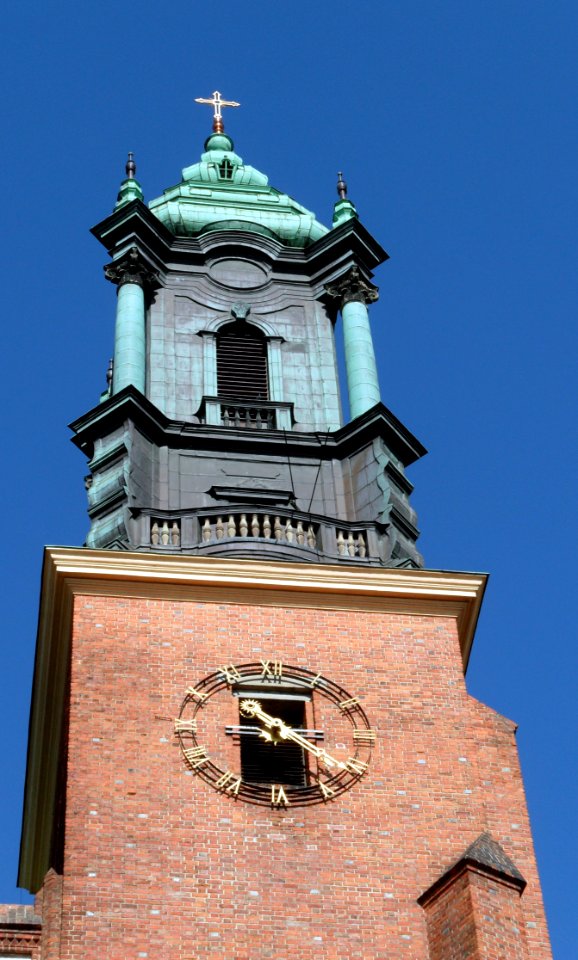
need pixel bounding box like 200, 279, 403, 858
194, 90, 240, 133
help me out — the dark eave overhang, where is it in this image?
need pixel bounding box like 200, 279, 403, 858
70, 387, 426, 469
91, 202, 388, 290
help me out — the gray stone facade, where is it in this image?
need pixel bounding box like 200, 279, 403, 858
74, 198, 426, 567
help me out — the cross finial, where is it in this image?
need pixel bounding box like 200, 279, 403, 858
194, 90, 240, 134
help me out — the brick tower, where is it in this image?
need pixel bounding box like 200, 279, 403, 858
16, 96, 552, 959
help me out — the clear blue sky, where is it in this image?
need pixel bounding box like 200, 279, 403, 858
1, 2, 576, 955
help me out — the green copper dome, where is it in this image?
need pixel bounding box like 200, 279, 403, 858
148, 133, 328, 248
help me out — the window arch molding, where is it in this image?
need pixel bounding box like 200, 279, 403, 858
199, 312, 285, 405
201, 312, 281, 340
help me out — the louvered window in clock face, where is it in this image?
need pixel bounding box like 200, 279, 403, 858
239, 694, 307, 787
174, 661, 375, 808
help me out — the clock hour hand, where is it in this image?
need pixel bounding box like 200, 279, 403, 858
239, 699, 347, 772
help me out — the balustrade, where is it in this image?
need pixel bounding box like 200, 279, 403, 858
150, 519, 181, 547
200, 512, 318, 549
197, 396, 294, 430
336, 529, 367, 558
147, 514, 370, 560
220, 403, 275, 429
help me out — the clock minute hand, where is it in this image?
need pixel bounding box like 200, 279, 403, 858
239, 699, 347, 771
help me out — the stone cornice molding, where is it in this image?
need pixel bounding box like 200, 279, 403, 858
69, 389, 426, 467
45, 547, 486, 662
92, 201, 388, 284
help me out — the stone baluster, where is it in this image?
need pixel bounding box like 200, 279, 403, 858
151, 521, 159, 546
357, 533, 367, 557
161, 521, 170, 545
216, 517, 224, 539
296, 521, 305, 545
337, 530, 346, 556
274, 517, 282, 540
285, 519, 294, 542
171, 521, 180, 546
347, 533, 356, 557
251, 514, 260, 537
240, 514, 248, 537
202, 518, 212, 542
228, 515, 236, 537
263, 515, 271, 538
307, 524, 316, 548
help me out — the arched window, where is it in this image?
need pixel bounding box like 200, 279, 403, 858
216, 320, 269, 402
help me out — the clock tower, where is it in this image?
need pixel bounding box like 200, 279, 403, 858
16, 96, 552, 959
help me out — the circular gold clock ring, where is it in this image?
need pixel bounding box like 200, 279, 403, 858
174, 661, 374, 807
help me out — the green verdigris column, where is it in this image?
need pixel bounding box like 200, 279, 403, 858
104, 247, 156, 395
326, 266, 381, 420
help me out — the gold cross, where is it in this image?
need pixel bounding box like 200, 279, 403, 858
195, 90, 240, 133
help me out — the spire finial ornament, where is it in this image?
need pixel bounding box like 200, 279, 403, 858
332, 171, 357, 228
337, 172, 348, 200
126, 152, 136, 179
194, 90, 240, 134
115, 152, 143, 210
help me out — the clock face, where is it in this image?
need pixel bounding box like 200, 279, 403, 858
174, 660, 374, 807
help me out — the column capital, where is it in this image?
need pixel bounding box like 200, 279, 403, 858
325, 265, 379, 307
104, 246, 158, 292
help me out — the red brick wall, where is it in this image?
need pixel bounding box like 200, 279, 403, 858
421, 870, 478, 960
469, 869, 529, 958
421, 867, 529, 960
39, 592, 550, 960
37, 868, 63, 959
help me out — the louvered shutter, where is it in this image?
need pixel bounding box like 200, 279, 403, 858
217, 321, 269, 402
240, 699, 307, 787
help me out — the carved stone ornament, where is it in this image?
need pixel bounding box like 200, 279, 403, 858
231, 301, 251, 320
325, 265, 379, 307
104, 246, 158, 290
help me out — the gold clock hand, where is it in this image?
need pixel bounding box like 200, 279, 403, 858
239, 699, 347, 771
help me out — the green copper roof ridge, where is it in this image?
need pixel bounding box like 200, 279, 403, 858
147, 137, 328, 248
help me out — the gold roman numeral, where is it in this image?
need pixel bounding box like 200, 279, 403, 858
260, 660, 283, 680
174, 718, 197, 734
353, 729, 376, 743
308, 672, 322, 688
219, 663, 242, 685
215, 771, 242, 795
339, 697, 360, 712
345, 757, 368, 776
183, 746, 209, 769
185, 686, 208, 703
271, 784, 290, 807
317, 780, 335, 800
